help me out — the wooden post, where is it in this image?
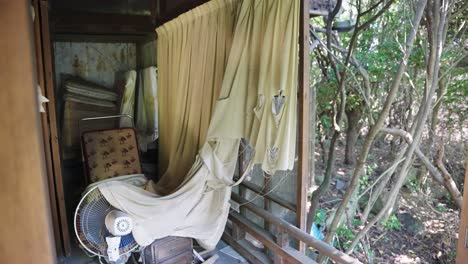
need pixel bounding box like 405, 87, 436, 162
264, 173, 272, 258
274, 227, 291, 264
233, 140, 247, 241
264, 173, 272, 231
456, 158, 468, 263
0, 0, 56, 263
297, 0, 311, 251
32, 0, 64, 257
39, 0, 72, 256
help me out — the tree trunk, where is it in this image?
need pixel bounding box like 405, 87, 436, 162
430, 77, 447, 133
345, 106, 362, 165
344, 0, 451, 253
320, 0, 428, 257
435, 144, 463, 209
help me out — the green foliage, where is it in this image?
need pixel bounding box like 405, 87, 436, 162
359, 163, 376, 191
366, 249, 376, 260
359, 175, 370, 192
443, 67, 468, 125
314, 208, 327, 225
407, 177, 421, 192
352, 218, 362, 227
366, 163, 377, 175
336, 225, 355, 249
381, 215, 402, 231
320, 115, 332, 130
345, 92, 362, 112
436, 203, 448, 213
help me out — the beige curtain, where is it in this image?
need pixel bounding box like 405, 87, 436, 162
154, 0, 239, 194
207, 0, 299, 174
98, 0, 299, 250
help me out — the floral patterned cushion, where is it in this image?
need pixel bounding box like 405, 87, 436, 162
82, 128, 142, 183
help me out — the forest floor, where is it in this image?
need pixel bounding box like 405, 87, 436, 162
314, 139, 462, 263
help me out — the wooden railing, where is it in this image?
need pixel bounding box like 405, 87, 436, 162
223, 182, 361, 264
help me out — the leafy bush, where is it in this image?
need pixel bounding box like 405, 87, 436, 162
407, 177, 421, 192
382, 215, 402, 231
352, 218, 362, 227
336, 225, 355, 249
314, 208, 327, 225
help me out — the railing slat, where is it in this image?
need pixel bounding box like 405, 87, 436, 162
231, 192, 362, 264
235, 179, 297, 212
222, 232, 270, 264
229, 212, 316, 264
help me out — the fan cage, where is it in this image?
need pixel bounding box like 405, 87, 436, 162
74, 186, 138, 257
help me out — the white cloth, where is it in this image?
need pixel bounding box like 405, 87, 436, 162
99, 140, 239, 249
119, 70, 137, 127
37, 85, 49, 113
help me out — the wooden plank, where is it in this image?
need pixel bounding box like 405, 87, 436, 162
53, 33, 154, 44
0, 1, 56, 262
40, 0, 72, 256
238, 139, 248, 222
297, 0, 311, 252
229, 212, 315, 264
456, 158, 468, 263
32, 0, 63, 257
237, 179, 297, 212
156, 0, 210, 26
51, 12, 155, 35
264, 174, 272, 233
231, 193, 362, 264
222, 233, 270, 264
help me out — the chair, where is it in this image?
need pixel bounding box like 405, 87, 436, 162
79, 115, 194, 263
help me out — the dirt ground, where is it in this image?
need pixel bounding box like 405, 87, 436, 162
314, 139, 462, 264
353, 191, 459, 263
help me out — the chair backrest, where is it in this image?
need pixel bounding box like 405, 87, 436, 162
82, 127, 142, 183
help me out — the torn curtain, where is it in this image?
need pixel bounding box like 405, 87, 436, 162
98, 0, 299, 250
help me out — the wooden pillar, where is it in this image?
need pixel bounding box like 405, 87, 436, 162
264, 173, 272, 231
233, 140, 247, 241
456, 158, 468, 263
0, 1, 56, 263
32, 0, 65, 256
38, 1, 72, 256
297, 0, 310, 248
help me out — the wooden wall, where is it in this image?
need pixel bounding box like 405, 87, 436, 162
53, 42, 137, 89
0, 0, 56, 263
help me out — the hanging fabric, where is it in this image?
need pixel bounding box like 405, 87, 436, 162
154, 0, 238, 194
97, 0, 299, 250
207, 0, 299, 174
135, 66, 158, 152
119, 70, 137, 127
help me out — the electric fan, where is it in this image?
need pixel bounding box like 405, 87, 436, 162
74, 185, 138, 261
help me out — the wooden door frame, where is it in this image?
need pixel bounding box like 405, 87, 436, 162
0, 1, 56, 262
32, 0, 63, 257
297, 0, 311, 249
34, 0, 71, 257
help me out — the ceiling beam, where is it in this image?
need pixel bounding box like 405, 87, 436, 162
50, 12, 155, 35
156, 0, 210, 26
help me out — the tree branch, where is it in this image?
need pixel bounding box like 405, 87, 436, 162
381, 127, 463, 209
357, 0, 396, 31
